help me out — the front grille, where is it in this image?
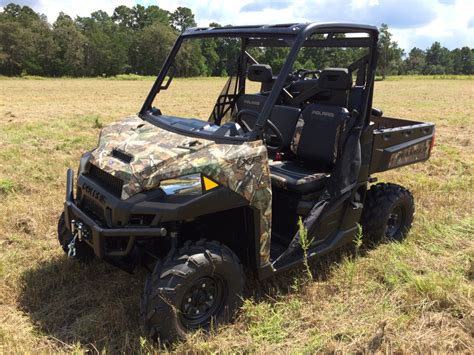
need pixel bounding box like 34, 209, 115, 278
88, 164, 124, 197
82, 195, 105, 223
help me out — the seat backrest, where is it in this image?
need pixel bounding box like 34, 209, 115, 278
268, 106, 301, 150
236, 94, 267, 130
291, 103, 349, 168
237, 63, 274, 118
316, 68, 353, 107
237, 64, 302, 150
289, 78, 319, 95
236, 94, 300, 150
287, 68, 353, 108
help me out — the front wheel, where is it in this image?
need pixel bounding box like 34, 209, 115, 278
141, 240, 244, 343
361, 183, 415, 244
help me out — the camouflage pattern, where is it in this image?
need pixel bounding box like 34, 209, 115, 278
290, 117, 305, 154
89, 115, 272, 265
387, 138, 431, 169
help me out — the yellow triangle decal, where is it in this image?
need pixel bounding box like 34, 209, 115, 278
203, 176, 218, 191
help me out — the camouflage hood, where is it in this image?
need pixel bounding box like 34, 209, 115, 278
90, 115, 271, 205
90, 115, 212, 199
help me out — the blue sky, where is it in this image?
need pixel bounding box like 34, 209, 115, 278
1, 0, 473, 50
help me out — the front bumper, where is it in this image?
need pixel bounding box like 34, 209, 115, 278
63, 169, 167, 258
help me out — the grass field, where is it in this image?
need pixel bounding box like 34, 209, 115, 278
0, 77, 473, 353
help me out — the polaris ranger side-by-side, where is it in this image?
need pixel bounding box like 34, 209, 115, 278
58, 23, 435, 341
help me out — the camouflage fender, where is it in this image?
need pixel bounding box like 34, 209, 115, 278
90, 115, 272, 265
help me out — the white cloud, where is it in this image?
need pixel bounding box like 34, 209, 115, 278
156, 0, 472, 49
390, 0, 474, 49
3, 0, 472, 49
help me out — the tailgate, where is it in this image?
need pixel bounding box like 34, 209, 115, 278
370, 116, 435, 174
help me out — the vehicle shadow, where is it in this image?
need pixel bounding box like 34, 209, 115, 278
18, 256, 148, 352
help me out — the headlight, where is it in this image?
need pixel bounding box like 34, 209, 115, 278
160, 173, 219, 196
160, 173, 202, 195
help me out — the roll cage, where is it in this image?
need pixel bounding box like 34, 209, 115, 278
139, 23, 379, 142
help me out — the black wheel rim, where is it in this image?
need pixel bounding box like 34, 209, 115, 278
180, 276, 226, 329
386, 205, 405, 239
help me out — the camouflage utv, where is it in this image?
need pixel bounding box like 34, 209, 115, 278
59, 23, 435, 341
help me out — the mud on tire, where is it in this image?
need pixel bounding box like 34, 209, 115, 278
361, 183, 415, 244
140, 239, 244, 343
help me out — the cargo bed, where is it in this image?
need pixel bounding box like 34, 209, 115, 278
369, 116, 435, 174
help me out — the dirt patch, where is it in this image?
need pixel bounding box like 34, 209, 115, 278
14, 215, 38, 235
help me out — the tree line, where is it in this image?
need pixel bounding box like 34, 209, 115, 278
377, 24, 473, 78
0, 3, 472, 78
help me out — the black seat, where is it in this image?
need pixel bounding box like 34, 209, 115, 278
269, 69, 353, 194
236, 96, 300, 150
235, 64, 273, 130
236, 64, 301, 151
317, 68, 353, 106
270, 161, 329, 194
288, 68, 353, 108
270, 103, 350, 193
266, 106, 301, 150
236, 94, 267, 118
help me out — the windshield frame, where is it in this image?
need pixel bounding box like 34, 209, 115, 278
139, 23, 379, 143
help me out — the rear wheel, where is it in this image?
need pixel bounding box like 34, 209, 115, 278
141, 240, 244, 343
361, 183, 415, 244
57, 212, 94, 261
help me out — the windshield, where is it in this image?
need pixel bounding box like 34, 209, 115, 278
141, 28, 375, 143
144, 35, 293, 142
153, 37, 244, 120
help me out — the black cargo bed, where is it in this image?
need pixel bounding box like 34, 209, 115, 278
369, 116, 435, 174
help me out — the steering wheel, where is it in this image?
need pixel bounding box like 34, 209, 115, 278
264, 120, 285, 152
235, 109, 284, 152
235, 109, 255, 132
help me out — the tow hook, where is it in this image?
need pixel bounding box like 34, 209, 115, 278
68, 219, 90, 258
67, 234, 77, 258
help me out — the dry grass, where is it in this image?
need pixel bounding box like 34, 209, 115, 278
0, 77, 473, 353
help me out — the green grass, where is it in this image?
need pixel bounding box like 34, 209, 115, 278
0, 179, 16, 194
